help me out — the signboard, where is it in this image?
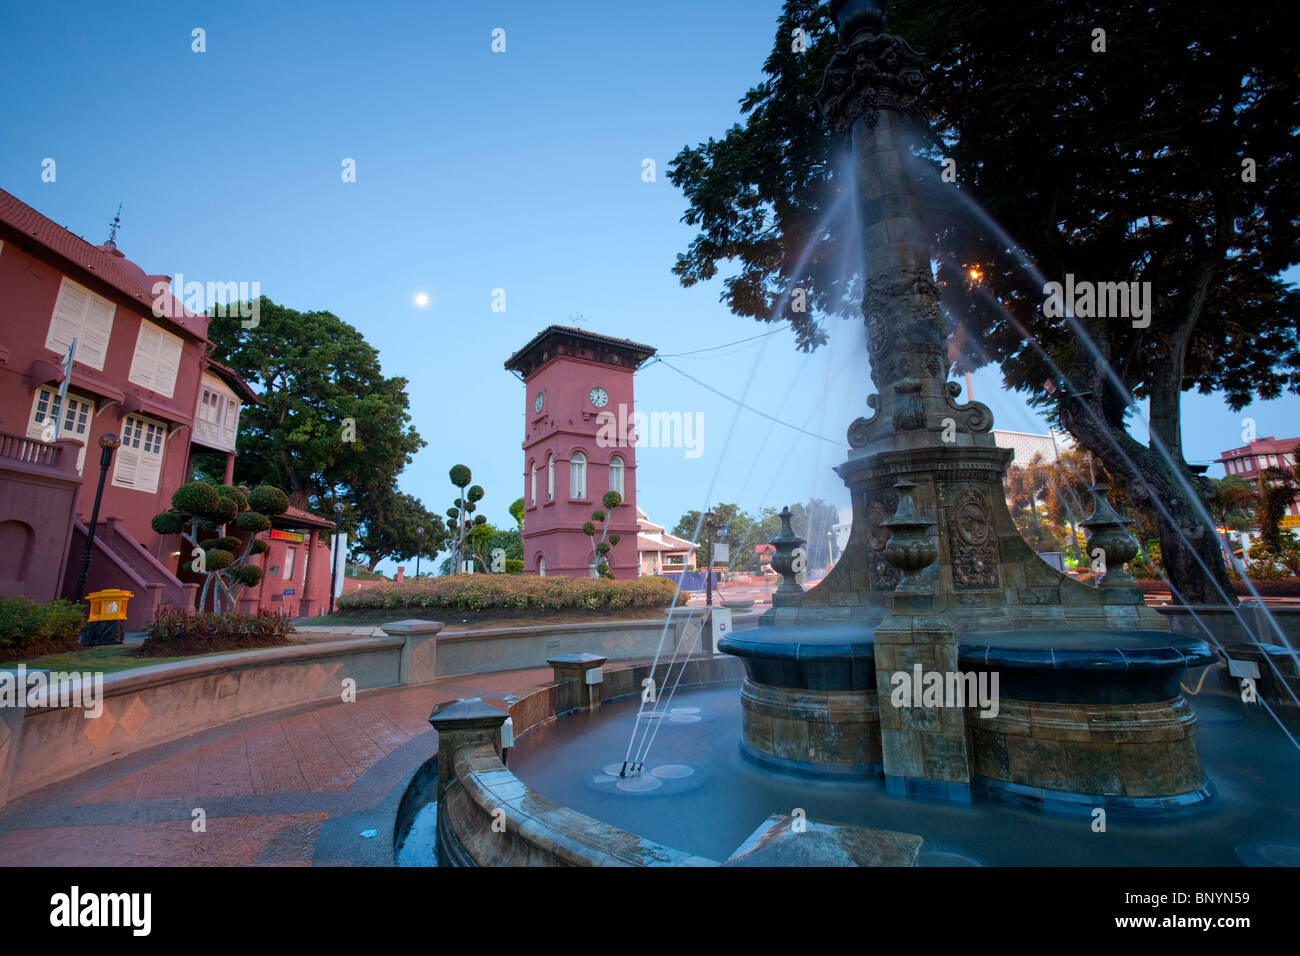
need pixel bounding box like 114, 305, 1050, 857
270, 529, 305, 543
713, 543, 730, 563
1282, 515, 1300, 529
282, 588, 296, 596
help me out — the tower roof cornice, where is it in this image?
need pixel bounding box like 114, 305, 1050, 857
505, 325, 656, 379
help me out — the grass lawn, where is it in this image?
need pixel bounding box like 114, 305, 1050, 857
303, 606, 675, 631
1, 636, 321, 674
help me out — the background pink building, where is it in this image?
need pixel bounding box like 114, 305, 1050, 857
505, 326, 655, 579
0, 188, 333, 625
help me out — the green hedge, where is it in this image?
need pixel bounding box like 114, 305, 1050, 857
0, 596, 84, 650
337, 574, 684, 612
141, 607, 293, 654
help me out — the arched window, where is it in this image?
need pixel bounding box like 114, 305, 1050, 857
608, 455, 624, 497
570, 451, 587, 499
537, 555, 546, 577
547, 455, 555, 501
529, 460, 537, 506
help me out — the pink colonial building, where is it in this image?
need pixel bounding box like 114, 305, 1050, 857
1217, 435, 1300, 519
0, 188, 333, 626
505, 326, 656, 579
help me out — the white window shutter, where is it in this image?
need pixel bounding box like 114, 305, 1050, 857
79, 297, 115, 370
137, 443, 163, 494
113, 445, 140, 488
155, 334, 182, 398
129, 324, 161, 391
222, 398, 239, 444
46, 282, 85, 357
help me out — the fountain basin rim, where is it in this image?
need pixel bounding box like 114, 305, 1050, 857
957, 629, 1216, 672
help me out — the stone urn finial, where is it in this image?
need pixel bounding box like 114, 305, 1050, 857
830, 0, 887, 45
1079, 483, 1140, 588
769, 506, 807, 598
881, 480, 937, 593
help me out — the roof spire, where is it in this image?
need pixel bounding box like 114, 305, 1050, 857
105, 202, 123, 248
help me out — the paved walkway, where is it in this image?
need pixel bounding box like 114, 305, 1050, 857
0, 667, 552, 867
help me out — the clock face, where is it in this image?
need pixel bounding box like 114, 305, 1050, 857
589, 386, 609, 408
534, 392, 544, 413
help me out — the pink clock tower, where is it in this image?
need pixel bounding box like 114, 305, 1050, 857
505, 326, 656, 579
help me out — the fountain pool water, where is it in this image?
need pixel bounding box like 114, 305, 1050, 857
505, 680, 1298, 866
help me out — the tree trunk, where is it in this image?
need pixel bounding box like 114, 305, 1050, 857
1060, 371, 1237, 608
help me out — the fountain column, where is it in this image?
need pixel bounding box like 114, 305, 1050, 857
775, 0, 1168, 639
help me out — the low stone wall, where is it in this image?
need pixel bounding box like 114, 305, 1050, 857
0, 614, 708, 810
440, 741, 716, 866
0, 637, 403, 807
433, 617, 702, 678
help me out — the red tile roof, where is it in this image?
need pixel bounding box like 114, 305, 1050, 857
204, 357, 261, 405
1216, 436, 1300, 461
274, 506, 336, 531
0, 187, 207, 342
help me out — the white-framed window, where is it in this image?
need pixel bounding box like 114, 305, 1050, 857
195, 382, 240, 448
570, 451, 586, 499
547, 455, 555, 501
45, 276, 114, 371
608, 455, 624, 497
529, 459, 537, 506
589, 554, 600, 578
128, 321, 184, 398
112, 414, 166, 494
284, 547, 296, 580
537, 555, 546, 577
27, 386, 93, 472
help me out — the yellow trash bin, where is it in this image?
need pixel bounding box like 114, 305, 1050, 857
86, 588, 134, 622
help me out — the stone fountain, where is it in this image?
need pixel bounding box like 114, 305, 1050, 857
720, 0, 1215, 811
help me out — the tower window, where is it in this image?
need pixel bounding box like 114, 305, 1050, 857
547, 455, 555, 501
570, 452, 587, 499
609, 455, 624, 497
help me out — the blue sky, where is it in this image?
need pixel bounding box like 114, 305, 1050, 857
3, 0, 1296, 572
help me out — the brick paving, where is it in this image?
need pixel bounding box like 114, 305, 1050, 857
0, 667, 552, 867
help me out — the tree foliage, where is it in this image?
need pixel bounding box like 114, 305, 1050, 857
350, 491, 445, 572
668, 0, 1300, 603
444, 465, 486, 574
203, 295, 426, 535
151, 481, 289, 612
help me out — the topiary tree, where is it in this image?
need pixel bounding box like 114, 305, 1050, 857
152, 481, 289, 611
444, 465, 486, 574
583, 491, 624, 579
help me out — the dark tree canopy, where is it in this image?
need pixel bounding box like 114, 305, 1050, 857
668, 0, 1300, 603
204, 296, 426, 515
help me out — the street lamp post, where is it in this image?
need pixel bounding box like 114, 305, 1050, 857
329, 502, 344, 615
416, 526, 423, 578
703, 510, 718, 608
73, 433, 120, 605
